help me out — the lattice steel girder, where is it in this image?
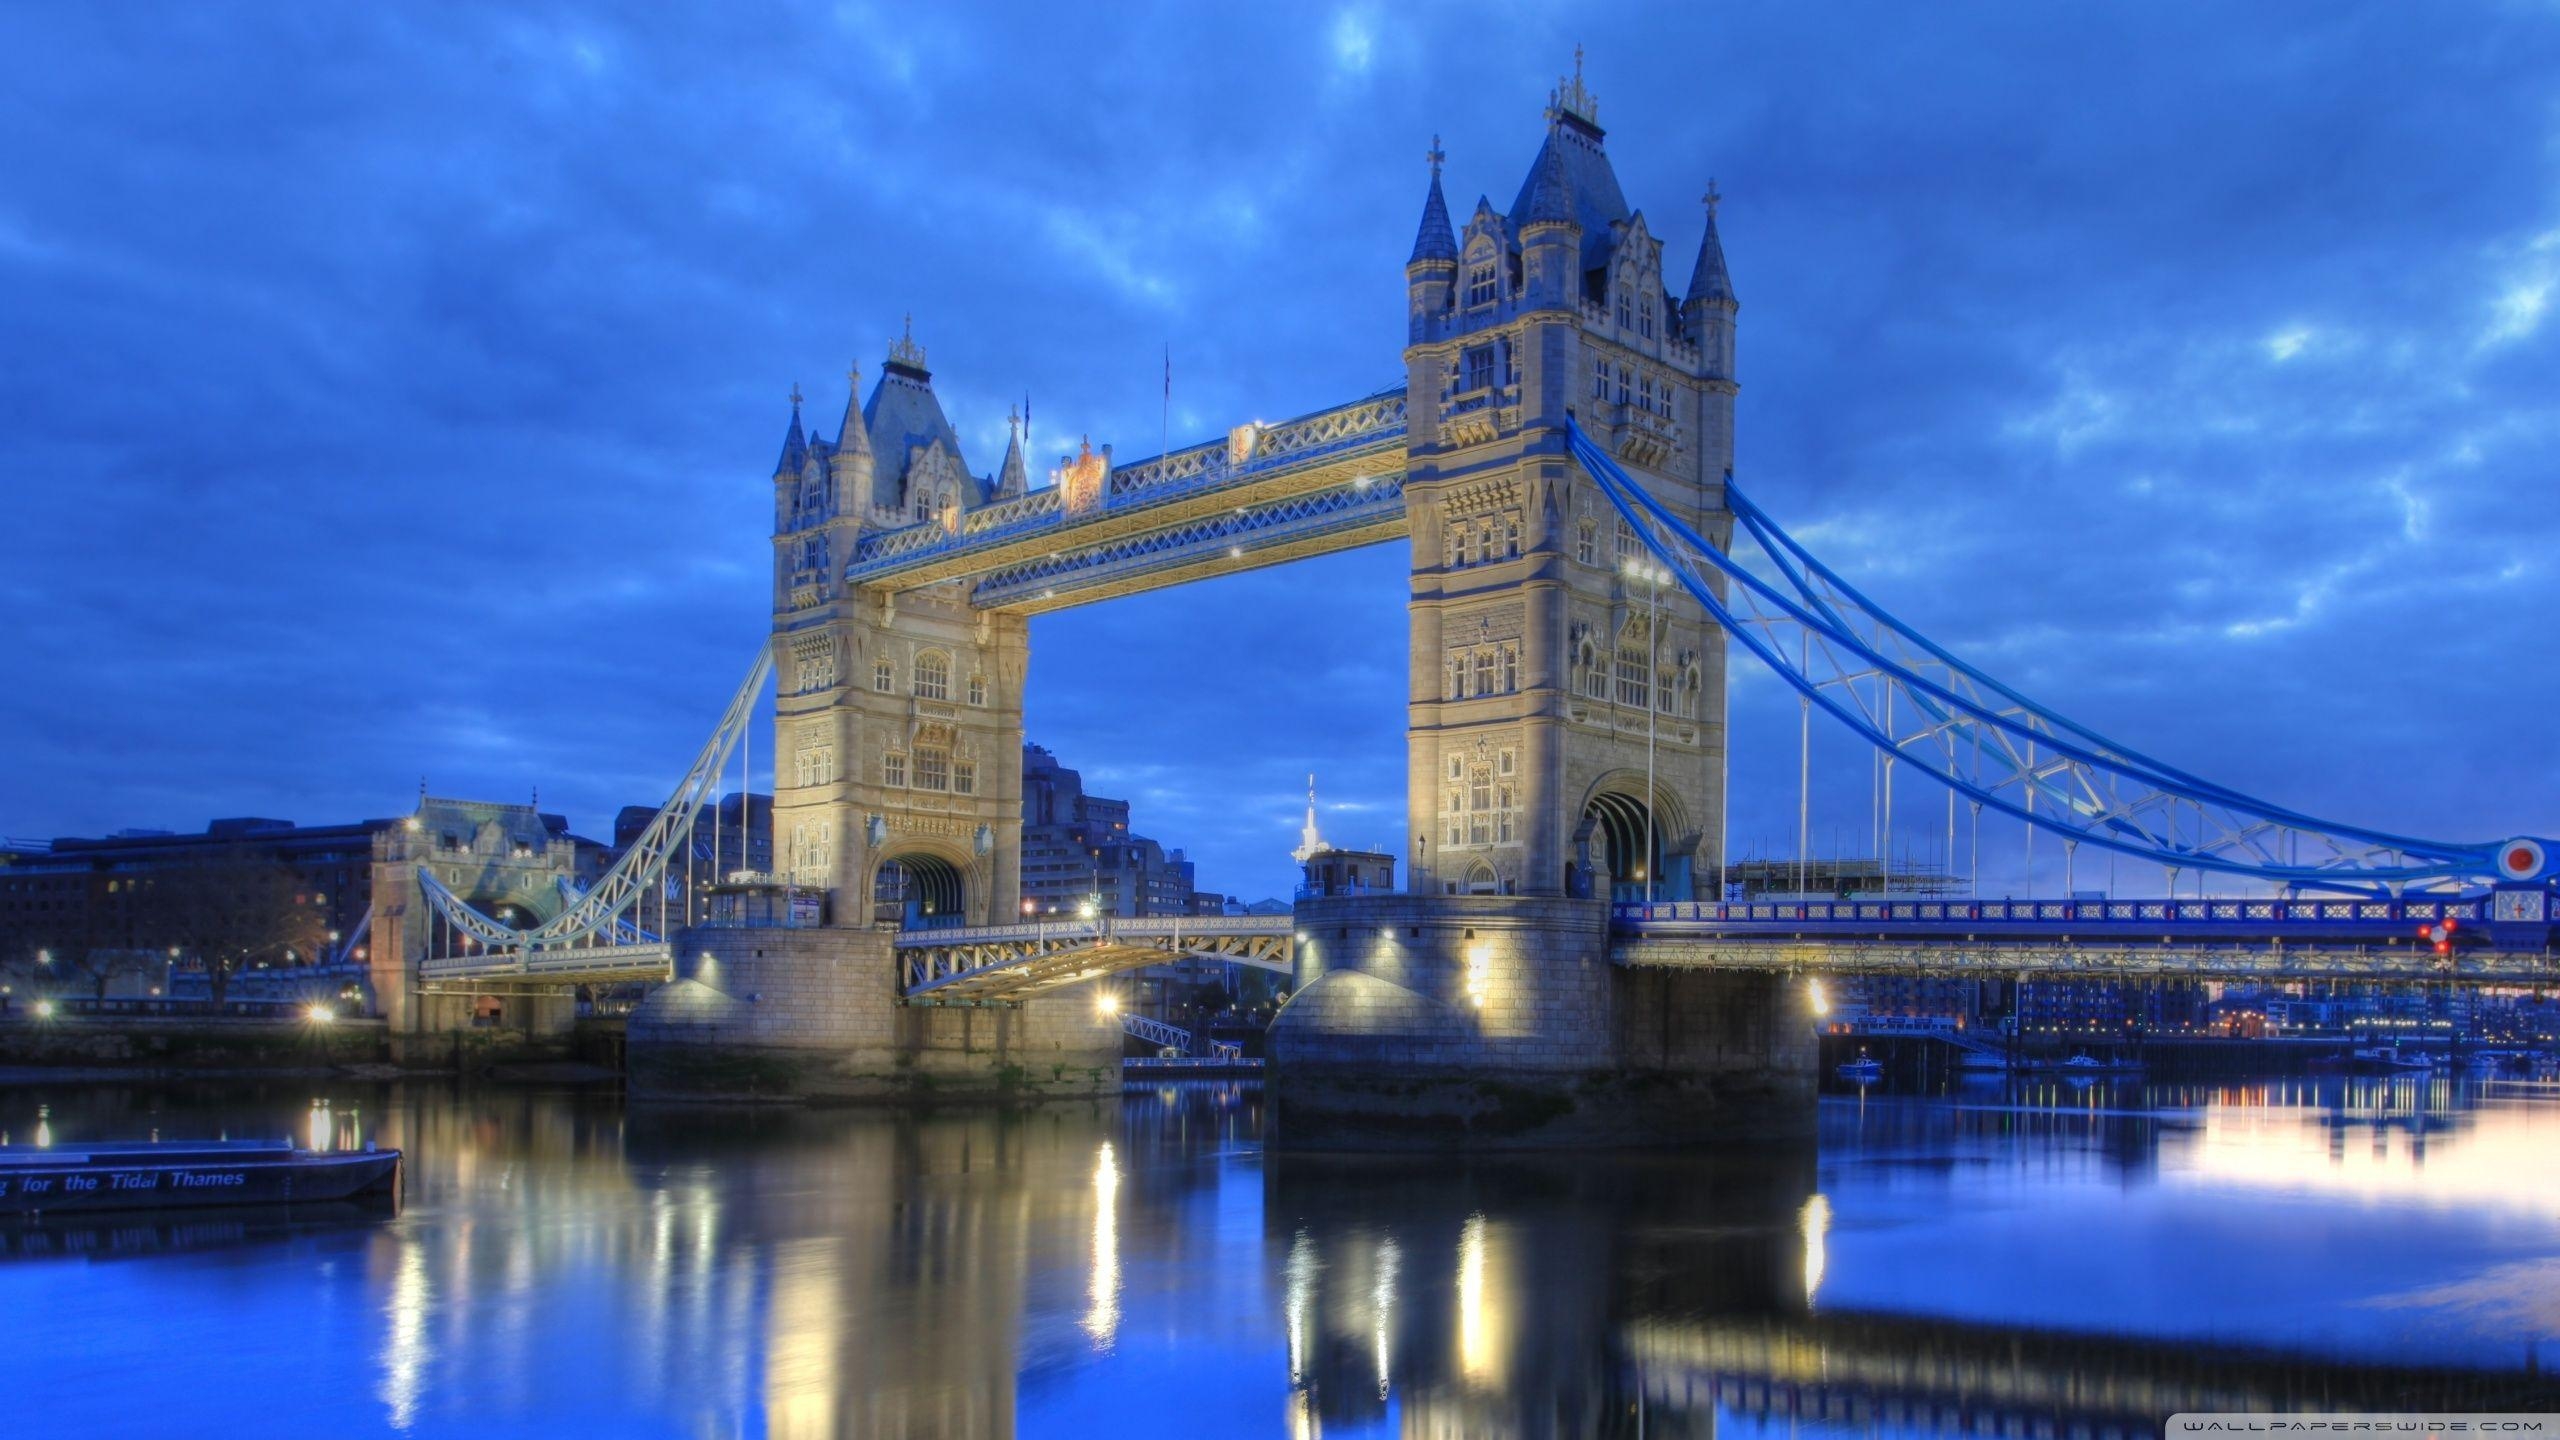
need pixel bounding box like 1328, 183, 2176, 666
1610, 937, 2558, 986
897, 920, 1292, 1002
419, 940, 675, 987
842, 393, 1408, 598
970, 475, 1407, 614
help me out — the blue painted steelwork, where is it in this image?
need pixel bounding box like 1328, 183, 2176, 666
1565, 418, 2549, 895
969, 474, 1404, 608
1615, 895, 2479, 943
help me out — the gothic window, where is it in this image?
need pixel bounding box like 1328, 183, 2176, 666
1458, 525, 1478, 566
1575, 520, 1598, 566
884, 752, 907, 788
913, 652, 949, 701
794, 746, 835, 788
1466, 261, 1498, 308
789, 822, 831, 876
1497, 746, 1515, 776
1615, 519, 1639, 564
1473, 649, 1496, 696
1497, 786, 1516, 844
1592, 356, 1610, 400
1462, 345, 1495, 392
795, 649, 836, 693
1615, 365, 1631, 405
1639, 294, 1655, 339
1616, 620, 1654, 709
914, 747, 950, 791
1502, 515, 1521, 557
873, 660, 894, 693
1448, 657, 1467, 701
1448, 757, 1464, 782
1467, 768, 1493, 845
1638, 374, 1655, 415
953, 756, 977, 795
967, 673, 987, 706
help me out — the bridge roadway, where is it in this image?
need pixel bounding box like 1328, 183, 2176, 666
410, 894, 2555, 995
841, 388, 1409, 612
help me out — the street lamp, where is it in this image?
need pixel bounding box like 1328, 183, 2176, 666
1620, 556, 1671, 905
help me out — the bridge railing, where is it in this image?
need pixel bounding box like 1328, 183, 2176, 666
1615, 897, 2484, 928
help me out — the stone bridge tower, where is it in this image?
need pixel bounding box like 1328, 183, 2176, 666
768, 325, 1031, 929
1271, 66, 1810, 1147
1400, 66, 1736, 904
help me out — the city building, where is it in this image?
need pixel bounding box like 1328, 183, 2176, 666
1018, 744, 1199, 919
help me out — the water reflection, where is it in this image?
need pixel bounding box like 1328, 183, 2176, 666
0, 1076, 2549, 1436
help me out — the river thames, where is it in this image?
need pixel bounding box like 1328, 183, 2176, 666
1, 1076, 2555, 1437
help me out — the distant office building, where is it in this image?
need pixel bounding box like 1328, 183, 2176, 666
1293, 778, 1397, 897
1019, 744, 1198, 918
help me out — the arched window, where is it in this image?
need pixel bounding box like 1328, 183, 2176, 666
1466, 258, 1499, 308
912, 652, 949, 701
1615, 620, 1653, 709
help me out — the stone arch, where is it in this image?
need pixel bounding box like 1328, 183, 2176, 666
870, 844, 969, 931
1574, 771, 1694, 903
1461, 858, 1501, 896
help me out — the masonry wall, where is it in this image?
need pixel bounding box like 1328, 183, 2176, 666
626, 925, 1121, 1103
1269, 893, 1815, 1146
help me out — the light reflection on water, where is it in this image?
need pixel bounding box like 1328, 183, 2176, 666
0, 1077, 2549, 1437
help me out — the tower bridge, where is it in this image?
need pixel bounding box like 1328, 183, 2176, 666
375, 62, 2556, 1129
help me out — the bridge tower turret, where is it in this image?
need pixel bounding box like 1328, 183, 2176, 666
768, 332, 1027, 930
1399, 65, 1732, 904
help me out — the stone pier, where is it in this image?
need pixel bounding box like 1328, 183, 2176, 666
626, 925, 1122, 1103
1268, 894, 1816, 1147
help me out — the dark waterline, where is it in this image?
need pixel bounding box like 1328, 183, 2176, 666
0, 1076, 2555, 1438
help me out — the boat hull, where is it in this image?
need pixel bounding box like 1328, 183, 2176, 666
0, 1151, 400, 1216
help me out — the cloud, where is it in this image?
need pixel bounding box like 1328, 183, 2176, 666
2, 3, 2558, 904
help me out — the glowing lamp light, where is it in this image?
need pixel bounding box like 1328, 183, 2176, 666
307, 1003, 336, 1024
1462, 943, 1492, 1008
1807, 978, 1830, 1017
33, 1000, 55, 1020
1097, 993, 1120, 1018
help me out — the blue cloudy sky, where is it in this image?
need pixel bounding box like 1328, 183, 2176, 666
2, 3, 2555, 901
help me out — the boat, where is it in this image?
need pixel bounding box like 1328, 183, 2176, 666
2055, 1053, 2144, 1076
1837, 1054, 1884, 1082
2347, 1045, 2435, 1074
0, 1140, 400, 1216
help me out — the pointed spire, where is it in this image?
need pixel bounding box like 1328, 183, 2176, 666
835, 362, 871, 457
994, 405, 1029, 498
1520, 129, 1575, 227
1292, 773, 1328, 863
1409, 135, 1458, 265
774, 383, 807, 475
1686, 179, 1734, 305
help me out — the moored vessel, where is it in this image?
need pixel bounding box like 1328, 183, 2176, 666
0, 1140, 400, 1216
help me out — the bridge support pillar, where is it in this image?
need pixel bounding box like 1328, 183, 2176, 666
626, 925, 1120, 1102
1268, 895, 1814, 1147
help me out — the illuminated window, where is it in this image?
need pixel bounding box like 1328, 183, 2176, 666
913, 652, 949, 701
884, 752, 907, 787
